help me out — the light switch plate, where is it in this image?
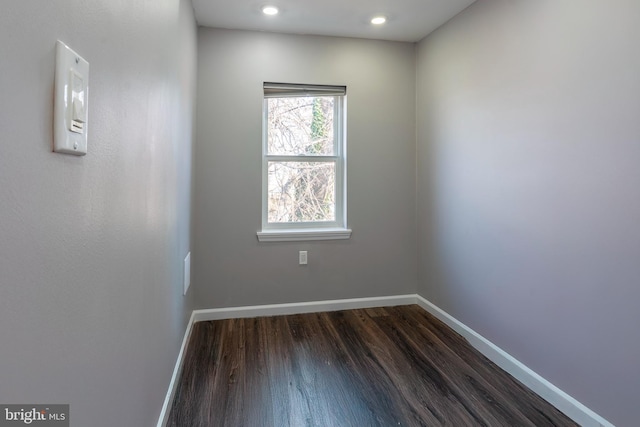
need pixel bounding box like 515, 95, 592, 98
54, 40, 89, 155
183, 252, 191, 295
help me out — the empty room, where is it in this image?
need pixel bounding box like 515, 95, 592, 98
0, 0, 637, 426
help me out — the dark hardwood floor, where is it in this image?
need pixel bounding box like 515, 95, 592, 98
168, 305, 577, 426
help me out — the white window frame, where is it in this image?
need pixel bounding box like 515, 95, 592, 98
257, 83, 351, 242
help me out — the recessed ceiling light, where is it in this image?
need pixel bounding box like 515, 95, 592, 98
262, 6, 279, 16
371, 16, 387, 25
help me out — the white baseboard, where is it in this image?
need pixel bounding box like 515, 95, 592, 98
157, 294, 614, 427
415, 295, 614, 427
156, 311, 197, 427
192, 294, 417, 322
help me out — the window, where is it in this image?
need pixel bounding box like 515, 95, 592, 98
257, 83, 351, 242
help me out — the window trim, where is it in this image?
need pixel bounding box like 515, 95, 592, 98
258, 83, 351, 242
257, 227, 352, 242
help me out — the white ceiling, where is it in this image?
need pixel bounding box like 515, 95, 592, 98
192, 0, 476, 43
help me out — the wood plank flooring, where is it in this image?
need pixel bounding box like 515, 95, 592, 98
168, 305, 577, 426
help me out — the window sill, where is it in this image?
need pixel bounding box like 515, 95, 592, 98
257, 228, 352, 242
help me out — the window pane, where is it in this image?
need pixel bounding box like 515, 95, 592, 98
267, 96, 335, 156
267, 161, 336, 223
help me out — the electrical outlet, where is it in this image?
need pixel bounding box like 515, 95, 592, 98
299, 251, 308, 265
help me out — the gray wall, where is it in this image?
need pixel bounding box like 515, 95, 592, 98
416, 0, 640, 425
194, 28, 417, 308
0, 1, 197, 426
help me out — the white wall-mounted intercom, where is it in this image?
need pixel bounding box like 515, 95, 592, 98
54, 40, 89, 156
